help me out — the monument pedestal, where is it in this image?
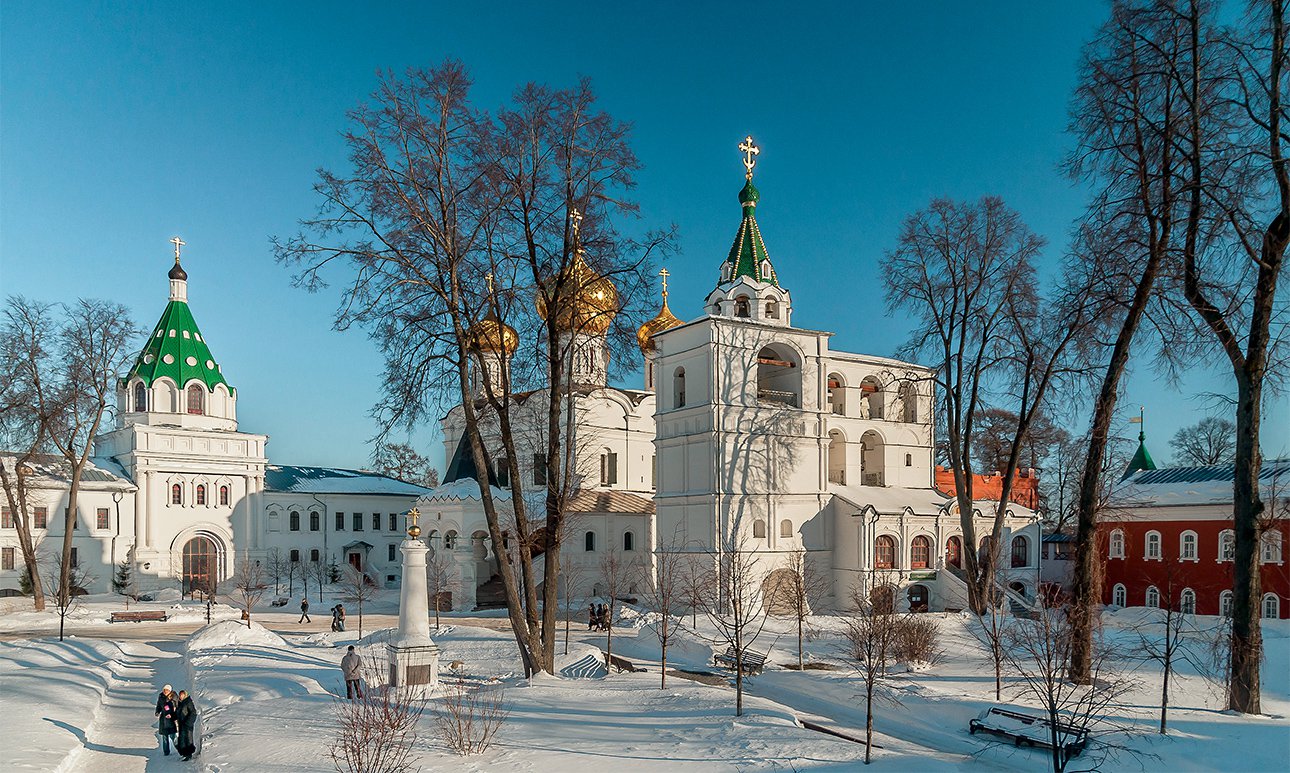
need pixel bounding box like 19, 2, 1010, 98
387, 529, 440, 688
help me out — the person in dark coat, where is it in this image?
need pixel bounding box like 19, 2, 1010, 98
175, 689, 198, 760
299, 597, 311, 623
156, 693, 179, 756
330, 605, 341, 632
587, 603, 596, 630
154, 683, 175, 717
336, 604, 346, 632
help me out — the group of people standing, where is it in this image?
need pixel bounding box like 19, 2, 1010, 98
154, 684, 199, 760
587, 603, 612, 632
297, 597, 347, 632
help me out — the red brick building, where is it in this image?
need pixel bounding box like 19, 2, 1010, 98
1099, 458, 1289, 619
934, 466, 1040, 511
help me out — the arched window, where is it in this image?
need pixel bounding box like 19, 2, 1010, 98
1145, 585, 1160, 608
1145, 530, 1162, 560
1112, 583, 1126, 607
946, 536, 962, 568
911, 535, 931, 569
779, 519, 793, 538
1220, 590, 1234, 618
599, 450, 618, 486
218, 485, 229, 506
289, 511, 300, 531
1109, 529, 1125, 559
1180, 531, 1198, 561
584, 531, 596, 552
757, 346, 800, 407
443, 530, 458, 550
765, 298, 779, 319
310, 511, 320, 531
734, 296, 750, 318
899, 382, 918, 422
827, 430, 846, 485
752, 519, 767, 539
874, 535, 896, 569
859, 430, 885, 486
623, 531, 635, 552
1263, 593, 1280, 619
827, 373, 846, 415
905, 453, 912, 467
673, 367, 686, 409
1261, 531, 1283, 563
1180, 588, 1196, 615
1011, 535, 1029, 568
1219, 530, 1235, 561
195, 485, 206, 506
133, 382, 148, 412
495, 456, 510, 488
171, 483, 183, 505
859, 376, 883, 419
979, 535, 993, 562
187, 383, 204, 415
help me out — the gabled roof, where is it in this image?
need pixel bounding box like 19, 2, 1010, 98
566, 489, 655, 515
264, 465, 429, 496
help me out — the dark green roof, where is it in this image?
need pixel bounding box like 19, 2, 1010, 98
126, 298, 230, 392
724, 179, 779, 286
1121, 431, 1157, 481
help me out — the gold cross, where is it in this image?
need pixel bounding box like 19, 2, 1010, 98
407, 507, 420, 530
170, 236, 186, 261
659, 267, 670, 299
739, 136, 760, 178
485, 271, 495, 295
569, 207, 583, 244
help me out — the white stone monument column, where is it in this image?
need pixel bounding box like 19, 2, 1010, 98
387, 507, 440, 689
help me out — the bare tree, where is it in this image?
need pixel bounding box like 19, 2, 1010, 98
1003, 610, 1134, 773
840, 591, 902, 765
699, 543, 770, 717
1064, 0, 1195, 684
330, 653, 427, 772
48, 551, 92, 642
263, 547, 288, 595
341, 565, 377, 639
679, 553, 709, 630
767, 548, 831, 670
597, 543, 639, 671
1169, 416, 1236, 465
426, 550, 458, 631
231, 557, 268, 629
969, 601, 1011, 702
640, 539, 686, 688
307, 558, 329, 604
433, 679, 507, 757
276, 62, 672, 677
560, 559, 586, 656
1130, 557, 1209, 735
371, 441, 439, 488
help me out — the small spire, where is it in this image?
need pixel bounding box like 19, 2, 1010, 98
659, 267, 670, 302
170, 235, 186, 262
1122, 405, 1157, 480
739, 135, 760, 180
569, 207, 584, 252
168, 236, 188, 284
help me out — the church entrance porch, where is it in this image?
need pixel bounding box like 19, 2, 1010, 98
907, 584, 929, 613
182, 536, 219, 599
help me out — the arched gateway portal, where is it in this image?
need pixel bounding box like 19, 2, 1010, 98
182, 536, 218, 598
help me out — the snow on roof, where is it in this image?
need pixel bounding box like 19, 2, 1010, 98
831, 482, 1037, 519
416, 477, 512, 504
264, 465, 430, 496
0, 452, 135, 490
1113, 457, 1289, 507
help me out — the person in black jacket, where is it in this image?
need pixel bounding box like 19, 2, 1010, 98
175, 689, 198, 760
299, 597, 311, 624
156, 693, 179, 756
154, 684, 175, 717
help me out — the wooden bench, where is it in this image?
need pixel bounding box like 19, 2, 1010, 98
109, 610, 168, 623
713, 645, 767, 674
270, 597, 290, 607
604, 653, 645, 674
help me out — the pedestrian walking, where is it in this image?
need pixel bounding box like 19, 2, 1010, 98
340, 645, 364, 699
299, 597, 311, 624
330, 604, 341, 632
336, 604, 346, 632
175, 689, 199, 760
587, 603, 596, 631
156, 691, 178, 756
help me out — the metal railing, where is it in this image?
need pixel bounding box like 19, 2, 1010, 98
757, 388, 799, 407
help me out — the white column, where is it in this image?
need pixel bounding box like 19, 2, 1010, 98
395, 538, 431, 645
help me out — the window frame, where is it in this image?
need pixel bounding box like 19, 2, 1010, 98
1180, 530, 1198, 562
1109, 529, 1125, 559
96, 507, 110, 530
1144, 530, 1162, 561
1262, 592, 1280, 619
910, 535, 931, 570
874, 535, 896, 570
1112, 583, 1127, 607
1145, 585, 1160, 608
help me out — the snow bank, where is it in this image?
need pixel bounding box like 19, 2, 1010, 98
187, 619, 286, 652
614, 621, 715, 669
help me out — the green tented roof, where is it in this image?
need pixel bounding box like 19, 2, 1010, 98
724, 179, 780, 286
1121, 431, 1157, 481
126, 299, 230, 392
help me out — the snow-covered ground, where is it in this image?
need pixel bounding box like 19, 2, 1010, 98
1, 604, 1287, 771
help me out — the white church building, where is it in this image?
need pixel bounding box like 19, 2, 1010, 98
0, 248, 430, 598
415, 139, 1040, 614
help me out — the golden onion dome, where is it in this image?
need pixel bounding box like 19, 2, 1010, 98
534, 251, 619, 335
466, 310, 519, 355
637, 298, 682, 353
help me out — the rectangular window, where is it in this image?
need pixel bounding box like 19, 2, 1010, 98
70, 547, 79, 567
496, 457, 510, 488
336, 512, 345, 531
372, 513, 380, 531
388, 513, 397, 531
290, 549, 300, 562
1, 547, 14, 570
310, 549, 320, 562
1, 507, 11, 528
96, 508, 110, 530
34, 507, 47, 530
310, 512, 320, 531
289, 512, 300, 532
600, 452, 618, 486
532, 454, 547, 486
388, 544, 397, 561
353, 513, 363, 531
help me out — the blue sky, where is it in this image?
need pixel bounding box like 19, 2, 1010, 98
2, 1, 1284, 469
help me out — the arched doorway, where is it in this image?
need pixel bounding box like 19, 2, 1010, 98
946, 536, 962, 569
907, 584, 929, 613
182, 536, 218, 598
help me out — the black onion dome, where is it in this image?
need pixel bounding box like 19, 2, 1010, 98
169, 260, 188, 281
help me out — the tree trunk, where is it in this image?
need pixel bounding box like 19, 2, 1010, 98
864, 685, 874, 764
58, 472, 84, 611
1160, 654, 1170, 734
0, 461, 46, 611
1229, 374, 1264, 714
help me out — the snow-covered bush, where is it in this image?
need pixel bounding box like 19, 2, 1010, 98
434, 680, 507, 756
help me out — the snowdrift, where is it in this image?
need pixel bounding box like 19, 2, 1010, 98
187, 619, 287, 652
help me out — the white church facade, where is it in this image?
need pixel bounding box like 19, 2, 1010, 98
0, 248, 430, 597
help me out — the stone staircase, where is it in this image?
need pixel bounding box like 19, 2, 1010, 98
474, 574, 507, 610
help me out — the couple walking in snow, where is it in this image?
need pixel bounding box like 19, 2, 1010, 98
155, 684, 199, 760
